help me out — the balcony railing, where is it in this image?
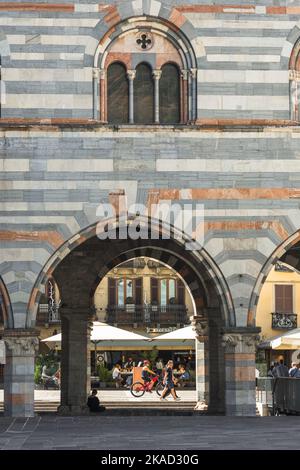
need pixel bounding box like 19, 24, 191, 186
106, 304, 188, 325
36, 303, 60, 325
272, 312, 297, 330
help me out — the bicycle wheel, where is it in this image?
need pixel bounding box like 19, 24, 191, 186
131, 381, 145, 397
156, 381, 164, 396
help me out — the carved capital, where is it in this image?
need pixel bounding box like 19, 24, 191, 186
127, 70, 136, 81
152, 69, 162, 80
4, 332, 39, 357
99, 69, 106, 80
92, 67, 100, 80
289, 69, 300, 81
181, 69, 189, 81
191, 314, 208, 340
190, 68, 198, 80
222, 332, 260, 353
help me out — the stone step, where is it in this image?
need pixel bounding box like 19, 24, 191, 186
0, 401, 197, 413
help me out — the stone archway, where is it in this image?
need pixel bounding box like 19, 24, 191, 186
4, 218, 259, 417
248, 228, 300, 327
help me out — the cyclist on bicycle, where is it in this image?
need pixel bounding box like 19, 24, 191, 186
141, 360, 156, 389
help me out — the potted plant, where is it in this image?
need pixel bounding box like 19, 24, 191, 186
97, 364, 112, 388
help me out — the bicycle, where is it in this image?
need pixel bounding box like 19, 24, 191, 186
130, 375, 164, 397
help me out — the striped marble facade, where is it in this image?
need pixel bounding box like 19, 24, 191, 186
0, 0, 300, 417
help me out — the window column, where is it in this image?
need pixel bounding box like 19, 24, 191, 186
127, 70, 136, 124
153, 69, 162, 124
190, 68, 197, 122
99, 68, 106, 122
92, 67, 100, 120
181, 69, 189, 123
290, 70, 300, 121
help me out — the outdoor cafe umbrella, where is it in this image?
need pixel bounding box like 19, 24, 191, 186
154, 325, 196, 342
42, 321, 149, 343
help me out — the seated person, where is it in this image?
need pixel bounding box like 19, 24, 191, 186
112, 364, 123, 388
87, 389, 105, 412
141, 360, 156, 389
125, 374, 133, 388
179, 364, 190, 378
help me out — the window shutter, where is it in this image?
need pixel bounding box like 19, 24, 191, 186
177, 279, 185, 305
275, 285, 293, 313
151, 277, 159, 304
108, 278, 116, 306
135, 277, 143, 305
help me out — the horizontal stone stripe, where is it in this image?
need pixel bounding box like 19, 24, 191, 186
178, 5, 300, 15
206, 47, 282, 56
206, 53, 280, 63
4, 94, 92, 109
0, 215, 80, 232
2, 68, 92, 82
0, 189, 107, 203
6, 60, 87, 69
2, 109, 92, 118
149, 188, 300, 201
197, 70, 289, 84
0, 230, 64, 249
0, 159, 28, 171
0, 202, 83, 211
5, 81, 92, 95
156, 159, 300, 173
0, 3, 74, 12
198, 61, 283, 71
201, 36, 287, 48
185, 17, 298, 30
198, 83, 289, 96
197, 110, 289, 120
10, 52, 84, 60
47, 159, 113, 172
192, 28, 291, 38
0, 18, 100, 27
3, 128, 300, 139
10, 44, 86, 54
1, 247, 52, 262
198, 96, 289, 112
7, 33, 98, 49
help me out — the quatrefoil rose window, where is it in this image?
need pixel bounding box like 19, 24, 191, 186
136, 32, 153, 51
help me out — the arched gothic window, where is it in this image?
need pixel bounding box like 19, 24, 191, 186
134, 63, 154, 124
159, 63, 180, 124
95, 19, 198, 124
107, 62, 129, 124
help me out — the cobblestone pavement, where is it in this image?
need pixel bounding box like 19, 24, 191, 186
0, 415, 300, 450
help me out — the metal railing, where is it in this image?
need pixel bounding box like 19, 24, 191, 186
271, 312, 297, 329
106, 304, 188, 325
257, 377, 300, 415
36, 303, 60, 325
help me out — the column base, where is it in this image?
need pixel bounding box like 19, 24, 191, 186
194, 400, 208, 411
57, 405, 90, 416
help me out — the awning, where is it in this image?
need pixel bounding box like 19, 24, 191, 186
259, 328, 300, 350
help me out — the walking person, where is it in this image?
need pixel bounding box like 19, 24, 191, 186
160, 360, 180, 401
